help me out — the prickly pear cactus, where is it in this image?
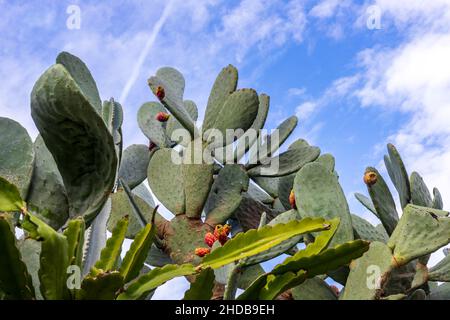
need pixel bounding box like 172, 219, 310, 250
1, 51, 449, 301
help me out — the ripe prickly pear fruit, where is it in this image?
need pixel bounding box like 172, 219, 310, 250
289, 190, 296, 209
195, 247, 211, 257
155, 86, 165, 100
363, 171, 378, 186
155, 111, 170, 122
214, 224, 231, 245
204, 232, 217, 247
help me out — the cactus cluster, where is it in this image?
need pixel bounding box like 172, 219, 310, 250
0, 52, 449, 300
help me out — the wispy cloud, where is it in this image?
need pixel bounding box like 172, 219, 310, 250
119, 0, 175, 105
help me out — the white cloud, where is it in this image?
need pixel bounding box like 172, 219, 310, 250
295, 101, 318, 121
287, 87, 306, 97
309, 0, 351, 19
294, 74, 359, 122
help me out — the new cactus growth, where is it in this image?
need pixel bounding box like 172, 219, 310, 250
0, 51, 448, 301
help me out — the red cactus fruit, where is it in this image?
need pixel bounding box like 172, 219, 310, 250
204, 232, 217, 247
155, 111, 170, 122
195, 247, 210, 257
289, 190, 296, 209
222, 224, 231, 235
214, 224, 231, 245
155, 86, 165, 100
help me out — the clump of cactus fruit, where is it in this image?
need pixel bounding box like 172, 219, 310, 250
0, 51, 449, 300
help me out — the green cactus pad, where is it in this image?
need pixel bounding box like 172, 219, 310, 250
233, 194, 278, 231
118, 144, 151, 189
388, 205, 450, 266
385, 144, 411, 209
137, 102, 171, 147
148, 147, 213, 218
247, 116, 298, 165
315, 153, 335, 172
292, 277, 338, 300
108, 190, 155, 239
246, 182, 274, 204
277, 174, 295, 210
428, 254, 450, 282
156, 67, 186, 101
375, 224, 389, 240
147, 148, 185, 214
432, 187, 443, 210
56, 51, 102, 114
341, 241, 393, 300
203, 89, 259, 146
237, 264, 265, 289
182, 141, 214, 218
365, 167, 398, 235
26, 136, 69, 230
204, 164, 249, 226
354, 192, 378, 217
351, 214, 388, 243
132, 183, 155, 206
31, 64, 117, 225
293, 162, 354, 247
0, 117, 35, 199
288, 138, 310, 150
429, 283, 450, 300
247, 145, 320, 177
252, 176, 280, 198
233, 94, 270, 162
167, 215, 211, 265
145, 244, 173, 267
410, 171, 432, 207
166, 100, 198, 145
203, 65, 238, 133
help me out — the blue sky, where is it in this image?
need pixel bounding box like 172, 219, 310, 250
1, 0, 450, 299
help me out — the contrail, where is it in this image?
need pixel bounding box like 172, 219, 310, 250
119, 0, 174, 104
